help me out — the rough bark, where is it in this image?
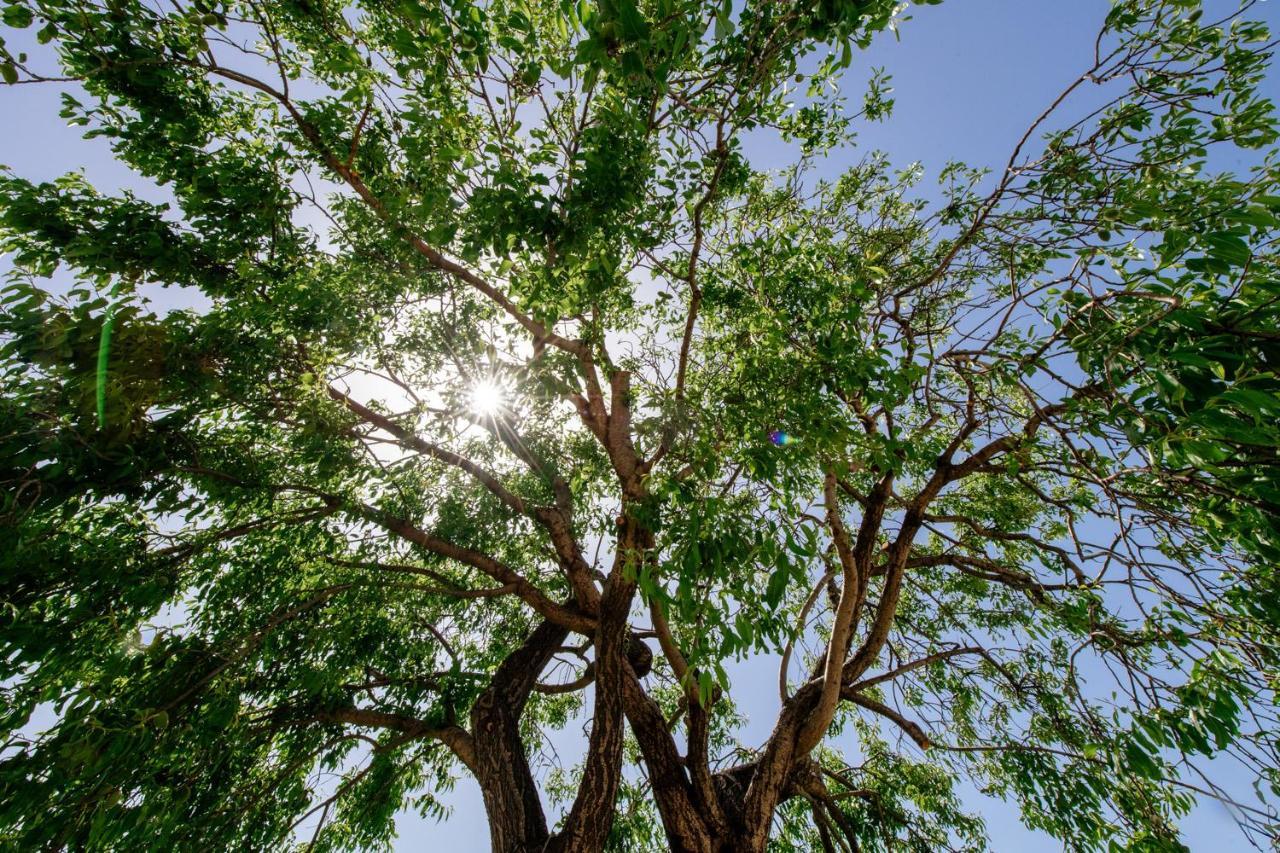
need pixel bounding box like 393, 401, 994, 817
471, 618, 569, 853
547, 573, 635, 853
620, 669, 716, 852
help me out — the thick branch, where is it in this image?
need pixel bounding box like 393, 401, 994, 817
315, 706, 476, 770
619, 668, 715, 852
794, 472, 879, 754
353, 502, 594, 634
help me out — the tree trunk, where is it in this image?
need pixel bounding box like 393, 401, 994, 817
470, 619, 568, 852
621, 665, 834, 853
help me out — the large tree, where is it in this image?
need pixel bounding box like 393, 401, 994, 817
2, 0, 1279, 849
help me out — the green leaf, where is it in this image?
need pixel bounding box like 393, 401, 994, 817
2, 6, 33, 28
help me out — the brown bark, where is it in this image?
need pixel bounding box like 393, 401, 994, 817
620, 669, 716, 852
470, 619, 568, 853
546, 571, 635, 852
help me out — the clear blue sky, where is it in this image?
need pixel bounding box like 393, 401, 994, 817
3, 1, 1277, 850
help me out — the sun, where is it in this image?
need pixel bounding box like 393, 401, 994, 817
469, 378, 507, 417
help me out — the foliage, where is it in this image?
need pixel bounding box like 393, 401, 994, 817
1, 0, 1278, 851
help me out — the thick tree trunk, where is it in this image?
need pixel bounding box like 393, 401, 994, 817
620, 669, 716, 853
470, 616, 823, 853
468, 531, 654, 852
546, 577, 634, 852
468, 510, 846, 853
473, 730, 550, 853
470, 619, 568, 853
620, 665, 833, 853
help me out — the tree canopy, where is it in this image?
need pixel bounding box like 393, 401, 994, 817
2, 0, 1279, 850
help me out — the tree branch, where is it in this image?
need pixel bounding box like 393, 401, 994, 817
315, 706, 477, 770
840, 691, 932, 751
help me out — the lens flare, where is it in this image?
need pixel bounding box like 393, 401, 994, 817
769, 430, 797, 446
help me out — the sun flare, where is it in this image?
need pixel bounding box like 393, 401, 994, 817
469, 378, 506, 417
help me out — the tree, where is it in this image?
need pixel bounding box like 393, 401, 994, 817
1, 0, 1278, 849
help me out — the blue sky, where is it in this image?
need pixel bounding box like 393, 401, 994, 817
3, 1, 1277, 850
